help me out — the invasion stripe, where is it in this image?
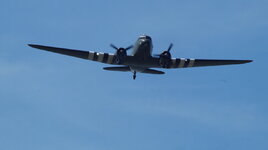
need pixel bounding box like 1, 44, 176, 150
93, 52, 98, 61
178, 58, 185, 68
88, 51, 94, 60
107, 54, 114, 64
97, 53, 104, 62
184, 59, 190, 68
171, 59, 176, 68
102, 53, 109, 63
188, 59, 195, 67
176, 59, 181, 68
112, 55, 117, 64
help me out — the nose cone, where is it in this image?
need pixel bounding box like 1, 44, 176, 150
133, 35, 153, 56
139, 35, 152, 46
139, 35, 152, 41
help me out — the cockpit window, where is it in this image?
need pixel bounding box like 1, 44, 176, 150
140, 35, 151, 40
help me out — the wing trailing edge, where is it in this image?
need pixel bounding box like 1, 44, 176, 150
28, 44, 89, 59
167, 58, 252, 68
28, 44, 117, 64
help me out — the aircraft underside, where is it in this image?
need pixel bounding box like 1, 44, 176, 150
28, 35, 252, 80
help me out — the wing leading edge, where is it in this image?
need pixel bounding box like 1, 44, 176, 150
29, 44, 252, 69
28, 44, 117, 65
166, 58, 252, 68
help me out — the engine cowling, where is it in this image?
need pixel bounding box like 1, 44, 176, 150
110, 44, 133, 64
157, 43, 173, 68
159, 51, 172, 68
115, 48, 127, 64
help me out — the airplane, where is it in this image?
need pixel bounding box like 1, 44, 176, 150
28, 35, 252, 80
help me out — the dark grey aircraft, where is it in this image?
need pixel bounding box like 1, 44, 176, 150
28, 35, 252, 80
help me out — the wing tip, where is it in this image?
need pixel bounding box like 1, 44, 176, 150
28, 44, 39, 48
28, 44, 50, 51
243, 60, 253, 63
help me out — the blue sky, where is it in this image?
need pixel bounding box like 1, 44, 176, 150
0, 0, 268, 149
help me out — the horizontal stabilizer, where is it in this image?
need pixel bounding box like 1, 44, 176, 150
142, 69, 165, 74
103, 66, 130, 72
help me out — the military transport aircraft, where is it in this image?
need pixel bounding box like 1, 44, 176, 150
28, 35, 252, 80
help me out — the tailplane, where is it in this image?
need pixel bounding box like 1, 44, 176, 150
103, 66, 130, 72
142, 69, 165, 74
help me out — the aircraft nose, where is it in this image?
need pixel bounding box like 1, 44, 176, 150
140, 39, 148, 42
138, 35, 152, 47
145, 36, 151, 41
140, 40, 151, 48
139, 35, 152, 41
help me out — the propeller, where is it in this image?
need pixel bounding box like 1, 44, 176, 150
154, 43, 173, 68
167, 43, 173, 52
110, 44, 133, 64
154, 43, 173, 58
110, 44, 133, 51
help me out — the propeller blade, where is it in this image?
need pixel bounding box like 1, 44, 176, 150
167, 43, 173, 52
125, 45, 133, 51
110, 44, 118, 50
154, 43, 173, 57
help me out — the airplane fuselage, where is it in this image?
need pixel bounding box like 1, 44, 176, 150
132, 35, 153, 57
130, 35, 153, 73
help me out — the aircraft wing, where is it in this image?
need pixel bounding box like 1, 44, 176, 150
167, 58, 252, 68
28, 44, 120, 65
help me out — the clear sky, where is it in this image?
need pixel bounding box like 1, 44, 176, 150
0, 0, 267, 150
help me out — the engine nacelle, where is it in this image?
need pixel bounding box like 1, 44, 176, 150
110, 44, 133, 64
159, 50, 172, 68
115, 48, 127, 64
159, 56, 171, 68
